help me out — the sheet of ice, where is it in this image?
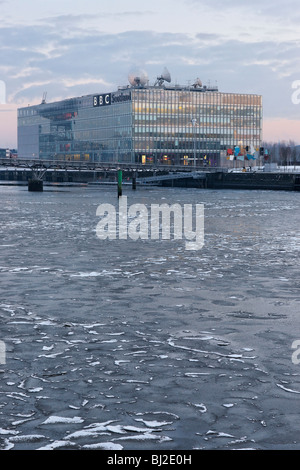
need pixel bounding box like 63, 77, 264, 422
0, 428, 19, 435
37, 440, 75, 450
193, 404, 207, 413
135, 419, 172, 427
116, 433, 172, 442
9, 435, 45, 443
66, 429, 110, 439
42, 416, 84, 425
82, 442, 123, 450
206, 430, 235, 438
276, 384, 300, 394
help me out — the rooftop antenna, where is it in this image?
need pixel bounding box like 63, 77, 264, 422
154, 67, 171, 87
41, 91, 47, 104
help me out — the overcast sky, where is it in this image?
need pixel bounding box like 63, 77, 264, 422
1, 0, 300, 148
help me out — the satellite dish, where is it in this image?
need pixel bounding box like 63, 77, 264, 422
154, 67, 172, 86
128, 69, 148, 87
192, 78, 203, 88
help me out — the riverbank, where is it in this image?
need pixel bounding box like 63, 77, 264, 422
1, 170, 300, 191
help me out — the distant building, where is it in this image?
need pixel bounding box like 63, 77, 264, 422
0, 148, 17, 158
17, 71, 262, 167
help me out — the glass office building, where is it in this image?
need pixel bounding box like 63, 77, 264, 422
17, 79, 262, 167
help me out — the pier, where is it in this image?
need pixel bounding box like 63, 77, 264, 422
0, 158, 299, 191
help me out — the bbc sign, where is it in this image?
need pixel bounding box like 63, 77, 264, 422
93, 93, 111, 107
93, 92, 131, 107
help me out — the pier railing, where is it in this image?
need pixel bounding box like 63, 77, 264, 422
0, 158, 227, 173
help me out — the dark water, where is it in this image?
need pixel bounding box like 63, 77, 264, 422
0, 184, 299, 450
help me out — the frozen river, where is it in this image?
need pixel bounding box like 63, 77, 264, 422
0, 184, 299, 450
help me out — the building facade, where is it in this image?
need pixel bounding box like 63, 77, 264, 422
17, 79, 262, 167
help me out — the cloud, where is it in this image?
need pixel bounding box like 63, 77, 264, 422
1, 3, 300, 146
185, 0, 300, 45
39, 10, 155, 23
187, 0, 298, 16
0, 23, 297, 113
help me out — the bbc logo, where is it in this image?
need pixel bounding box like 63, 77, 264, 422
93, 93, 111, 107
0, 80, 6, 104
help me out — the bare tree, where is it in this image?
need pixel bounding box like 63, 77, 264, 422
262, 140, 300, 165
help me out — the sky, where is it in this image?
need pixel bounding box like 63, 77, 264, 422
1, 0, 300, 148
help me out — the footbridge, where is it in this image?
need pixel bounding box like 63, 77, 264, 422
0, 159, 299, 191
0, 158, 219, 190
0, 158, 218, 173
